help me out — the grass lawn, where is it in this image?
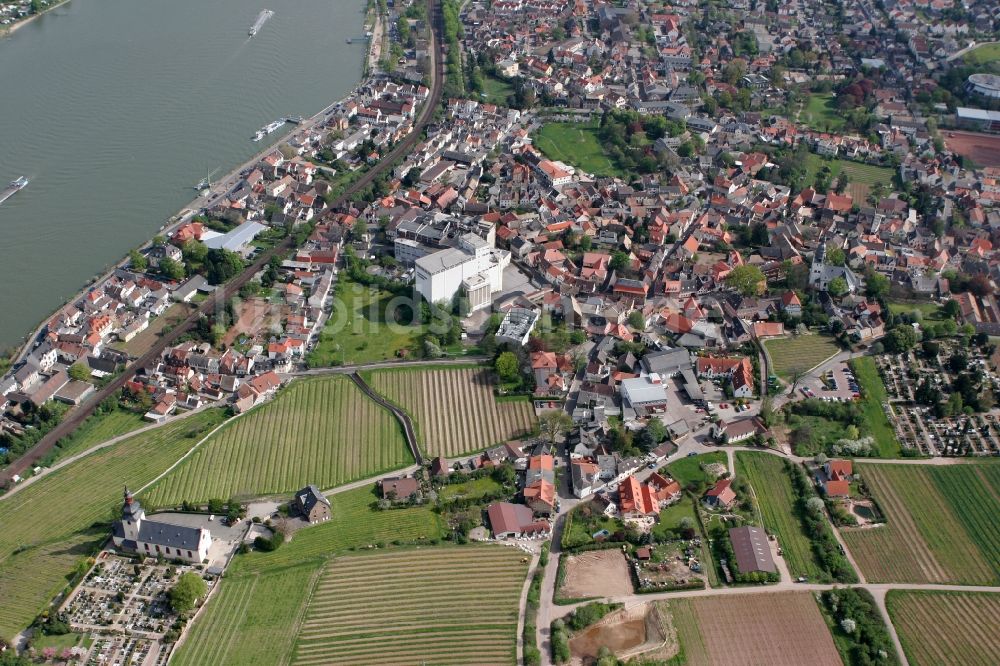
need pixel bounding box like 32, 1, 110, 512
664, 452, 727, 488
803, 153, 894, 200
307, 277, 424, 366
438, 476, 502, 500
963, 42, 1000, 66
534, 121, 623, 177
785, 413, 851, 458
480, 74, 514, 106
47, 409, 146, 464
849, 357, 901, 457
764, 334, 840, 379
801, 93, 845, 132
144, 376, 412, 505
112, 303, 190, 358
562, 504, 621, 550
0, 410, 226, 641
886, 299, 944, 320
229, 485, 446, 576
736, 452, 851, 583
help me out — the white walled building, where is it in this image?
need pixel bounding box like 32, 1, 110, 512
415, 233, 510, 310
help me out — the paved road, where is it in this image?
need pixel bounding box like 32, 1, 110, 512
0, 0, 446, 487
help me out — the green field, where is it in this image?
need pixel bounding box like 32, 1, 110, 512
534, 121, 623, 177
887, 590, 1000, 666
438, 475, 502, 500
801, 93, 845, 132
764, 334, 840, 379
664, 451, 727, 488
0, 410, 226, 641
886, 299, 944, 319
229, 485, 446, 576
842, 463, 1000, 585
962, 42, 1000, 66
171, 563, 321, 666
292, 547, 528, 665
48, 409, 147, 463
736, 452, 851, 582
307, 278, 425, 366
145, 376, 412, 505
849, 357, 901, 457
480, 74, 515, 106
803, 153, 894, 200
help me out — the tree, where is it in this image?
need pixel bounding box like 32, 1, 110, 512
825, 247, 846, 266
495, 351, 519, 381
610, 251, 630, 272
864, 272, 889, 298
169, 572, 207, 613
724, 265, 765, 296
942, 299, 961, 319
884, 325, 918, 353
538, 410, 573, 444
627, 310, 645, 330
806, 496, 826, 514
827, 277, 849, 297
68, 362, 90, 382
129, 250, 148, 273
159, 257, 185, 281
205, 248, 246, 285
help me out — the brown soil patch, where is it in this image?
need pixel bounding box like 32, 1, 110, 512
223, 297, 283, 347
560, 551, 633, 599
945, 131, 1000, 167
687, 592, 841, 666
569, 604, 677, 665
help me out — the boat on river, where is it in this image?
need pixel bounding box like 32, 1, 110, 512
0, 176, 28, 206
248, 9, 274, 37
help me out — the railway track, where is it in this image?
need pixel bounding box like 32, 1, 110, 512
1, 0, 445, 486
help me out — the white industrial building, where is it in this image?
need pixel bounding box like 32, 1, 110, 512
415, 233, 510, 310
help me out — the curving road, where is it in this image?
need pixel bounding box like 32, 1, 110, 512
0, 0, 445, 486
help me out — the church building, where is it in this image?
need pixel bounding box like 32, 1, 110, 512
111, 487, 212, 564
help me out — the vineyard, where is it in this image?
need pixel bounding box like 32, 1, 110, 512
366, 367, 536, 457
736, 452, 828, 581
291, 547, 528, 665
841, 463, 1000, 585
145, 376, 412, 506
887, 591, 1000, 666
170, 564, 321, 666
228, 485, 446, 576
0, 409, 226, 641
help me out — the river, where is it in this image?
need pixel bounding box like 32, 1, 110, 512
0, 0, 367, 350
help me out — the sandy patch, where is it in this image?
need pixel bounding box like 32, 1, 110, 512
560, 550, 633, 599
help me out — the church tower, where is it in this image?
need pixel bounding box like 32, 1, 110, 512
121, 486, 145, 541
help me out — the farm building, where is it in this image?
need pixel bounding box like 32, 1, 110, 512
487, 502, 551, 539
112, 487, 211, 564
728, 526, 777, 574
714, 416, 768, 444
294, 485, 331, 523
620, 374, 669, 416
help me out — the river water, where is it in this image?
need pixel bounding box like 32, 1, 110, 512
0, 0, 366, 349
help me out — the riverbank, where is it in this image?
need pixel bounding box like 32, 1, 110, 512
0, 0, 72, 36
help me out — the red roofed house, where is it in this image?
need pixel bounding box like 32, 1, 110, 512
704, 478, 737, 509
825, 479, 850, 498
618, 475, 657, 518
487, 502, 551, 539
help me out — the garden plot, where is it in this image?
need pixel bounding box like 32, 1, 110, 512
559, 550, 633, 600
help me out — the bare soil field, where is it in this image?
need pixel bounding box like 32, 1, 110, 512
683, 592, 841, 666
560, 550, 633, 600
223, 297, 282, 347
945, 131, 1000, 167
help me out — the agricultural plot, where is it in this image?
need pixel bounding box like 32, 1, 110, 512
675, 592, 841, 666
763, 334, 839, 379
292, 547, 528, 665
887, 591, 1000, 666
48, 409, 147, 463
145, 376, 411, 505
841, 463, 1000, 585
736, 452, 839, 582
0, 410, 225, 641
228, 485, 446, 576
170, 564, 321, 666
367, 367, 536, 457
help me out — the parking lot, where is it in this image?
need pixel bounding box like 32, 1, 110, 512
797, 361, 859, 402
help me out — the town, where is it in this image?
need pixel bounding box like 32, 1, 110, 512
1, 0, 999, 663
